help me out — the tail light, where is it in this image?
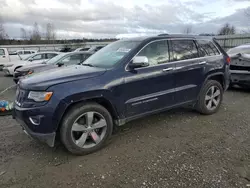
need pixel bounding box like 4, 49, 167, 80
226, 57, 231, 65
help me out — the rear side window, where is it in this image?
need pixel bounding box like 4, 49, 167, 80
24, 51, 31, 54
196, 40, 220, 57
46, 53, 58, 59
0, 49, 5, 55
170, 40, 199, 61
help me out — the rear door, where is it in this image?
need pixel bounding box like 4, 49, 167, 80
169, 39, 204, 104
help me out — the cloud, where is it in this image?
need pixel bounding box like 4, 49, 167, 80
1, 0, 250, 39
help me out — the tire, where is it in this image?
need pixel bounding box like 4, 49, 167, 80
60, 102, 113, 155
196, 80, 223, 115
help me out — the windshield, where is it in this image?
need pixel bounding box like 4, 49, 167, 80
45, 53, 68, 64
82, 40, 140, 68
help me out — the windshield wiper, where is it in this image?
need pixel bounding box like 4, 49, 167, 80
82, 63, 94, 67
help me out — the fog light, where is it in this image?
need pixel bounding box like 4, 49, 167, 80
29, 116, 41, 125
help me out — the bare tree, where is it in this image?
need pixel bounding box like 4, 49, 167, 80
45, 23, 56, 43
31, 22, 41, 42
182, 25, 193, 34
20, 28, 28, 40
0, 15, 7, 40
218, 23, 236, 35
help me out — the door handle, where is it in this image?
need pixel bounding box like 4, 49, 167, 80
2, 56, 5, 58
162, 67, 173, 72
198, 61, 206, 65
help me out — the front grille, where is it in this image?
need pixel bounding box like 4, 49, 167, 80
15, 87, 27, 106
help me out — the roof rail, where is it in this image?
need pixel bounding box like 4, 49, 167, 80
158, 34, 169, 36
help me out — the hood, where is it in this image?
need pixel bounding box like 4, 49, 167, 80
0, 60, 27, 66
17, 63, 48, 72
20, 65, 106, 90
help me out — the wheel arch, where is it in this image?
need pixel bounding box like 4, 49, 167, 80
56, 96, 119, 132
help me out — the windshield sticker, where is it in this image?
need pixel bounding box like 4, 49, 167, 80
116, 48, 131, 53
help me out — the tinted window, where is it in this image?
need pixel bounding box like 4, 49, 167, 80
46, 53, 58, 59
24, 51, 31, 54
0, 49, 5, 55
32, 54, 43, 60
197, 40, 220, 57
61, 54, 82, 65
80, 48, 90, 51
137, 40, 169, 66
171, 40, 199, 61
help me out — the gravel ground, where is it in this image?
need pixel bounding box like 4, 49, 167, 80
0, 72, 250, 188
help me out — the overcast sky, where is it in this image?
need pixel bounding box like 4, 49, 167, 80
1, 0, 250, 39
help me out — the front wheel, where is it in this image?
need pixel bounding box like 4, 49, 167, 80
60, 102, 113, 155
196, 80, 223, 115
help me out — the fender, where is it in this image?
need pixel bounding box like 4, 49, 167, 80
53, 90, 119, 130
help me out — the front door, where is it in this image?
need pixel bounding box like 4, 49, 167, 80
123, 40, 177, 118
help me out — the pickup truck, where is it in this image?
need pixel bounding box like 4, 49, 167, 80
0, 48, 23, 70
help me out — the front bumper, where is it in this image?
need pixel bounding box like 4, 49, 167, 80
230, 70, 250, 86
13, 104, 56, 147
2, 67, 11, 76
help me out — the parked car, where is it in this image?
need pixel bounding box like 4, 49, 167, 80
74, 47, 90, 52
227, 44, 250, 88
88, 45, 105, 52
3, 52, 60, 76
13, 35, 230, 155
74, 46, 105, 52
9, 50, 37, 55
0, 48, 23, 70
59, 47, 73, 52
13, 51, 94, 83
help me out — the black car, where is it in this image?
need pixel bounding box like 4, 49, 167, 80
13, 34, 230, 155
13, 51, 94, 83
227, 45, 250, 88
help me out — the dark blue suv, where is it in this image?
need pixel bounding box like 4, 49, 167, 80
13, 35, 230, 155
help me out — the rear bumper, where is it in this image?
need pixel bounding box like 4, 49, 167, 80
230, 70, 250, 86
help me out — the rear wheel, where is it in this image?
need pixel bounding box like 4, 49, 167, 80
60, 102, 113, 155
196, 80, 223, 115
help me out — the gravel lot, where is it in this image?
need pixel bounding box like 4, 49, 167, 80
0, 71, 250, 188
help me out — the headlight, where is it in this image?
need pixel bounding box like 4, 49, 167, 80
27, 70, 33, 75
28, 91, 53, 102
5, 64, 14, 67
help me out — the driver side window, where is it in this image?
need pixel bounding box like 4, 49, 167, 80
32, 54, 43, 60
60, 54, 82, 65
136, 40, 170, 66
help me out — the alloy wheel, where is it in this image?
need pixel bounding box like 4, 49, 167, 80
205, 86, 221, 111
71, 111, 107, 149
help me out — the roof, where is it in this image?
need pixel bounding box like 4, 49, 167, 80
121, 34, 213, 42
67, 51, 94, 55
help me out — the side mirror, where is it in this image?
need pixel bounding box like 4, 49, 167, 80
28, 58, 33, 62
57, 62, 64, 67
129, 56, 149, 69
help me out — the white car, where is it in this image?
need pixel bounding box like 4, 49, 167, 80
2, 51, 60, 76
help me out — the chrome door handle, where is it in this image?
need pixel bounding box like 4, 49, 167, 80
162, 67, 173, 72
198, 61, 207, 65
